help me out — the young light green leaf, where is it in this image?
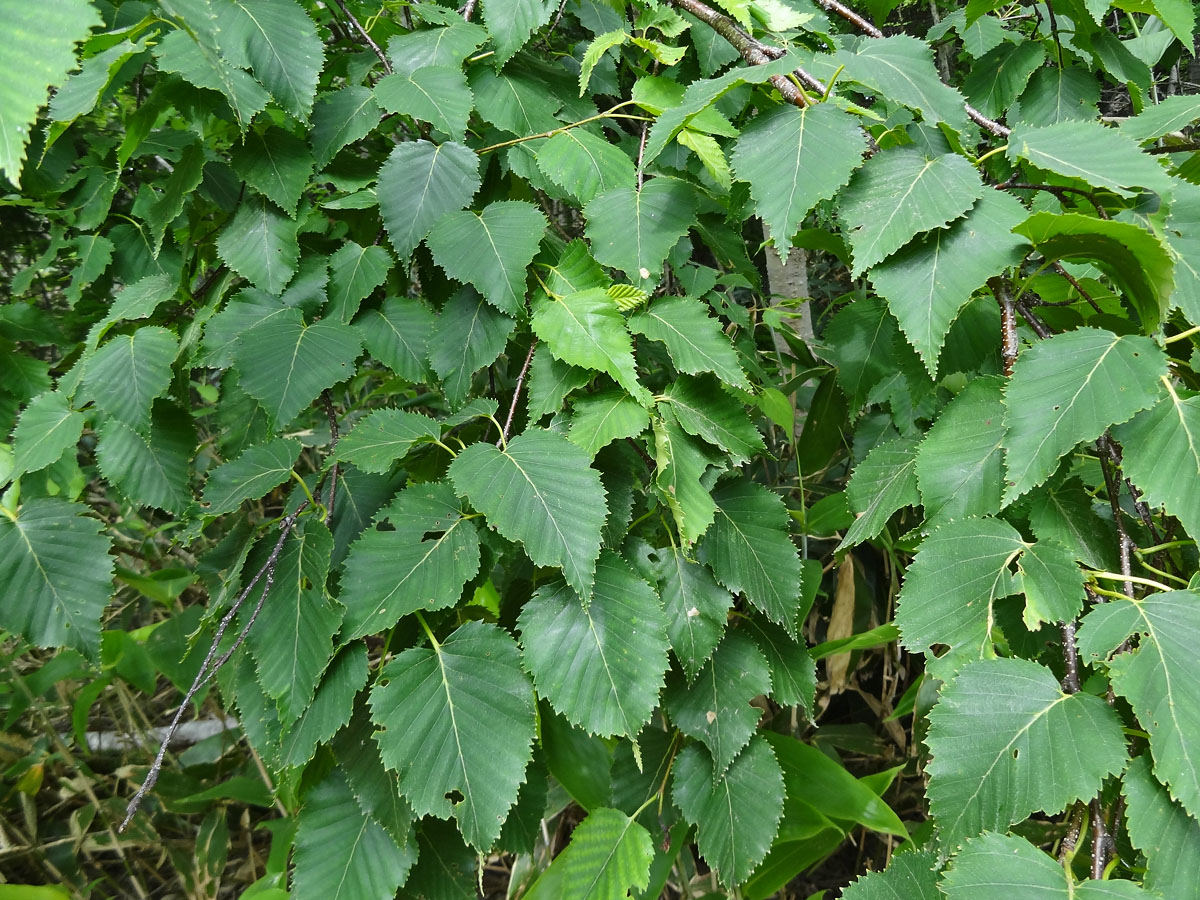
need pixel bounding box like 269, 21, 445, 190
1115, 388, 1200, 541
653, 408, 719, 546
374, 66, 474, 141
838, 148, 984, 276
518, 551, 670, 738
292, 771, 414, 900
449, 428, 608, 601
326, 242, 392, 323
568, 390, 650, 457
645, 544, 732, 682
1123, 754, 1200, 899
11, 392, 84, 478
662, 375, 763, 463
216, 195, 300, 294
377, 140, 480, 261
628, 295, 749, 389
481, 0, 554, 67
666, 630, 771, 779
81, 326, 178, 434
214, 0, 325, 123
838, 436, 920, 550
231, 127, 314, 217
524, 807, 654, 900
1008, 120, 1173, 197
1002, 328, 1166, 504
358, 296, 435, 383
697, 477, 804, 636
672, 737, 785, 888
370, 621, 536, 849
0, 0, 102, 182
941, 832, 1154, 899
584, 177, 697, 288
730, 103, 867, 261
531, 288, 647, 402
426, 200, 547, 317
1078, 591, 1200, 820
428, 288, 515, 407
340, 482, 481, 639
579, 30, 628, 96
926, 657, 1127, 850
335, 409, 440, 474
869, 191, 1028, 377
916, 375, 1006, 524
536, 129, 636, 205
0, 498, 114, 657
202, 437, 302, 516
311, 86, 380, 168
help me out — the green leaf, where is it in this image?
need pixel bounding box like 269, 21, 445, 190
11, 392, 84, 478
234, 308, 362, 427
628, 295, 749, 389
374, 66, 474, 141
531, 288, 647, 402
370, 620, 536, 849
335, 409, 439, 474
358, 297, 435, 383
340, 482, 481, 639
1120, 94, 1200, 144
1027, 476, 1117, 571
645, 544, 732, 682
292, 772, 413, 900
0, 0, 102, 183
281, 644, 369, 769
1164, 182, 1200, 323
672, 737, 784, 887
0, 498, 114, 656
652, 409, 719, 546
838, 436, 920, 550
427, 201, 546, 317
1150, 0, 1194, 45
535, 129, 636, 205
386, 21, 488, 75
1017, 538, 1084, 630
469, 64, 561, 134
730, 103, 867, 260
962, 41, 1045, 119
667, 630, 771, 778
95, 406, 194, 514
823, 297, 901, 414
1014, 213, 1175, 333
916, 376, 1006, 524
1002, 328, 1166, 504
840, 849, 941, 900
1078, 591, 1200, 820
146, 141, 207, 252
247, 519, 340, 721
1008, 121, 1173, 197
311, 86, 380, 168
81, 326, 178, 433
428, 288, 516, 407
527, 345, 592, 420
697, 477, 804, 636
202, 437, 302, 516
579, 30, 628, 96
869, 191, 1028, 376
662, 375, 764, 463
524, 807, 654, 900
214, 0, 325, 123
838, 148, 984, 276
327, 242, 392, 323
481, 0, 553, 67
584, 178, 698, 288
1015, 64, 1099, 126
518, 550, 670, 738
568, 390, 650, 457
896, 517, 1025, 670
1115, 388, 1200, 541
231, 127, 314, 217
450, 428, 607, 601
1123, 754, 1200, 899
216, 195, 300, 294
377, 140, 480, 261
836, 34, 971, 129
152, 28, 270, 129
941, 832, 1154, 899
926, 657, 1127, 850
742, 613, 816, 713
676, 127, 731, 189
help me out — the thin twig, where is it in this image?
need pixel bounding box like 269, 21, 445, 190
1096, 436, 1134, 602
813, 0, 883, 37
1051, 263, 1104, 313
1014, 300, 1054, 339
636, 121, 650, 190
322, 390, 340, 524
120, 503, 308, 831
500, 340, 538, 445
1001, 182, 1109, 219
1090, 798, 1110, 879
1147, 140, 1200, 154
990, 276, 1020, 374
332, 0, 392, 75
462, 0, 479, 22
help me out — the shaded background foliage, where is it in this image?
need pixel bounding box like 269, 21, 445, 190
2, 0, 1200, 898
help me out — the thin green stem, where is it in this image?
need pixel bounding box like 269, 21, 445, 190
414, 610, 440, 649
1088, 570, 1170, 592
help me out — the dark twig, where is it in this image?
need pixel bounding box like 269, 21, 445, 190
813, 0, 883, 37
1060, 622, 1081, 693
1096, 435, 1135, 599
1147, 140, 1200, 154
1001, 182, 1109, 219
1014, 300, 1054, 339
462, 0, 479, 22
499, 340, 538, 445
1050, 263, 1104, 313
1059, 802, 1086, 863
322, 390, 340, 524
332, 0, 392, 75
120, 503, 308, 830
990, 276, 1022, 374
1090, 798, 1111, 879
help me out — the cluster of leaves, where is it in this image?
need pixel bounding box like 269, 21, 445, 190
2, 0, 1200, 897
